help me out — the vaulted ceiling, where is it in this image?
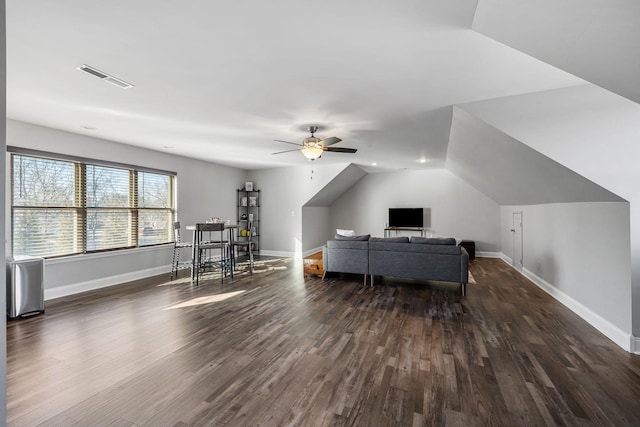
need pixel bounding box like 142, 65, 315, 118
6, 1, 639, 173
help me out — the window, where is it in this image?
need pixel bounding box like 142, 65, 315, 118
137, 172, 173, 247
11, 151, 175, 258
12, 156, 81, 257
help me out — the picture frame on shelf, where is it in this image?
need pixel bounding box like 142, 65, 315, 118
245, 182, 253, 191
248, 213, 254, 221
241, 197, 248, 207
249, 196, 257, 207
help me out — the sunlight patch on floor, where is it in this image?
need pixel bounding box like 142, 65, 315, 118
166, 290, 246, 310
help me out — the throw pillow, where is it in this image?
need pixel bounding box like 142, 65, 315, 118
411, 236, 456, 245
335, 234, 370, 241
336, 229, 356, 237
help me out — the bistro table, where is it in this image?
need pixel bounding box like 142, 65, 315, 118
186, 223, 239, 282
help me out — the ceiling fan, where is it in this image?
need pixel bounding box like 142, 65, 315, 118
272, 126, 357, 160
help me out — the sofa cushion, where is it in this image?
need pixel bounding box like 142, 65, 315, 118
369, 236, 410, 243
411, 236, 456, 245
335, 234, 370, 241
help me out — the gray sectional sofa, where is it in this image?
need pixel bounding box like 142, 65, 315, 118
322, 235, 470, 295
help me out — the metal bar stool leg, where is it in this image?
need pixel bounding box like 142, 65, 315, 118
171, 246, 178, 280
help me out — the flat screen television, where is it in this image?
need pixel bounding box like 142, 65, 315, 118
388, 208, 424, 228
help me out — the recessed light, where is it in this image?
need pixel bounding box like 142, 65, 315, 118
371, 162, 378, 166
418, 158, 427, 163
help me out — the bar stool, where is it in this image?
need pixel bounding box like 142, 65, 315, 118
192, 223, 230, 286
230, 222, 255, 275
170, 221, 193, 280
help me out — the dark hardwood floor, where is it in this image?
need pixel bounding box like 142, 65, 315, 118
7, 257, 640, 426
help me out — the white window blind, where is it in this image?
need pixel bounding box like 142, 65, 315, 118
138, 172, 173, 246
12, 156, 82, 257
11, 153, 175, 258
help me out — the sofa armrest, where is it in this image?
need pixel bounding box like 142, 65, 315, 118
323, 240, 369, 275
460, 247, 469, 284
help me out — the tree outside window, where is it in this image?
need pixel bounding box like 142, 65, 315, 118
11, 153, 175, 258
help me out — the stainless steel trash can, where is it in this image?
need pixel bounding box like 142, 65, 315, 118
6, 255, 45, 319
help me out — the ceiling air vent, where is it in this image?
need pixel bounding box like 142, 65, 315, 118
77, 64, 134, 89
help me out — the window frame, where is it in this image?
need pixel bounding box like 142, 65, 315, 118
9, 147, 177, 259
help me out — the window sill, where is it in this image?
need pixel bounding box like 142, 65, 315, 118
45, 244, 173, 265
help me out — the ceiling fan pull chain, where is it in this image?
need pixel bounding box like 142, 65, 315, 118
310, 161, 314, 179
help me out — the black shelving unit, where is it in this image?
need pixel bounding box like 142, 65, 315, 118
237, 188, 260, 254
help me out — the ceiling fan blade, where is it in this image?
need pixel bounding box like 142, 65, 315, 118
272, 148, 302, 155
324, 147, 357, 153
274, 139, 302, 147
321, 136, 342, 146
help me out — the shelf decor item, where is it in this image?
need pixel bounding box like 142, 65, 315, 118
245, 182, 253, 191
249, 197, 257, 207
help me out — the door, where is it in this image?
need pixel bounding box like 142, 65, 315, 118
511, 211, 523, 270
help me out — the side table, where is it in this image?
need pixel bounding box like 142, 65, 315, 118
303, 251, 324, 277
459, 240, 476, 259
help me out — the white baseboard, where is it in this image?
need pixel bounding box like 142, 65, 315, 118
498, 253, 632, 353
260, 246, 324, 259
45, 265, 170, 301
498, 252, 513, 265
476, 251, 501, 258
303, 246, 324, 257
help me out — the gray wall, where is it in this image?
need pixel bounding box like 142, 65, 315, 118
6, 120, 247, 297
500, 202, 631, 348
330, 169, 501, 252
301, 206, 332, 253
247, 163, 351, 257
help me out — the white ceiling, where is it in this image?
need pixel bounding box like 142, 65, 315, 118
473, 0, 640, 105
8, 0, 632, 172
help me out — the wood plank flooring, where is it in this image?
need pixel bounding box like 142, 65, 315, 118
7, 257, 640, 426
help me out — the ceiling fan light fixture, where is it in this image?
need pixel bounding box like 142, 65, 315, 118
301, 145, 324, 160
272, 125, 354, 160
